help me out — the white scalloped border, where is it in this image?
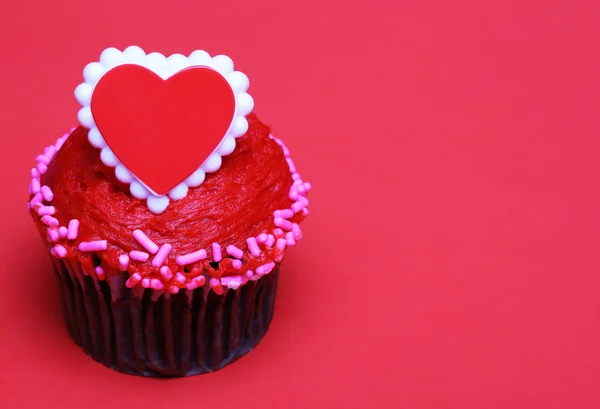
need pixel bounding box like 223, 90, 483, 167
74, 46, 254, 214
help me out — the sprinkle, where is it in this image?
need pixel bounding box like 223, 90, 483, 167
36, 205, 55, 216
256, 262, 275, 276
152, 243, 172, 267
246, 237, 261, 258
41, 215, 59, 227
37, 163, 48, 174
209, 278, 224, 294
54, 244, 67, 258
186, 276, 206, 290
95, 266, 105, 280
159, 266, 173, 281
286, 158, 296, 173
274, 209, 294, 219
67, 219, 79, 240
303, 182, 312, 192
132, 229, 159, 254
302, 208, 309, 216
291, 201, 306, 213
289, 186, 299, 200
245, 270, 254, 278
222, 276, 242, 290
292, 223, 303, 240
266, 234, 275, 247
273, 229, 284, 237
298, 195, 309, 205
47, 228, 59, 242
118, 254, 129, 271
257, 233, 268, 243
176, 249, 207, 266
292, 172, 301, 181
31, 179, 40, 194
212, 242, 222, 262
274, 217, 293, 231
151, 279, 165, 290
129, 250, 149, 262
210, 278, 220, 287
226, 245, 244, 259
174, 273, 186, 285
232, 259, 243, 270
286, 231, 296, 246
46, 145, 57, 157
40, 186, 54, 202
58, 226, 68, 238
141, 278, 150, 288
30, 193, 43, 206
169, 286, 180, 294
31, 168, 40, 178
78, 240, 107, 252
250, 274, 261, 281
36, 154, 50, 165
276, 238, 287, 251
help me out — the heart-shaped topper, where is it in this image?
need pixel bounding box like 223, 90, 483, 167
75, 46, 254, 214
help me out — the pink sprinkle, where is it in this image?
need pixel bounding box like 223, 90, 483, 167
58, 226, 68, 238
67, 219, 79, 240
286, 231, 296, 246
40, 186, 54, 202
118, 254, 129, 271
222, 276, 242, 290
273, 228, 284, 237
292, 223, 303, 240
257, 233, 268, 244
245, 270, 254, 278
277, 209, 294, 219
302, 208, 309, 216
212, 242, 222, 262
151, 279, 165, 290
95, 266, 106, 280
31, 168, 40, 178
226, 245, 244, 259
46, 145, 57, 157
54, 244, 67, 258
36, 154, 50, 165
246, 237, 261, 258
232, 259, 242, 270
160, 266, 173, 281
152, 243, 172, 267
303, 182, 312, 192
37, 163, 48, 174
289, 186, 299, 200
256, 262, 275, 276
286, 158, 296, 173
169, 286, 180, 294
129, 250, 149, 262
209, 278, 220, 287
291, 201, 306, 213
174, 273, 186, 285
274, 217, 293, 231
31, 179, 40, 194
78, 240, 107, 252
141, 278, 150, 288
30, 193, 43, 207
266, 234, 275, 247
298, 195, 309, 205
132, 229, 159, 254
276, 238, 287, 251
47, 228, 59, 242
37, 205, 55, 216
292, 172, 301, 181
186, 276, 206, 290
41, 215, 59, 227
176, 249, 207, 266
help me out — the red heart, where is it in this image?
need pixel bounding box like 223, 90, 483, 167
91, 64, 236, 196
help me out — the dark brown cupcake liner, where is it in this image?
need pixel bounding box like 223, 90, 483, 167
50, 256, 279, 377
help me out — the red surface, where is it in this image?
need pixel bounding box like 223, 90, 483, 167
92, 64, 236, 195
1, 0, 600, 408
38, 115, 296, 279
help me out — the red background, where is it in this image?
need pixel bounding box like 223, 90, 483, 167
1, 0, 600, 408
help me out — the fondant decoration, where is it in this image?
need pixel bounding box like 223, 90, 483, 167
75, 46, 254, 213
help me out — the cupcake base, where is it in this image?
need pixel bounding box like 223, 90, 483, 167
51, 258, 279, 377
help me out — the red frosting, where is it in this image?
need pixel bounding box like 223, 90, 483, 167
38, 113, 297, 278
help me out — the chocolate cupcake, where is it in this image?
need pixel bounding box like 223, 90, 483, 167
27, 46, 310, 377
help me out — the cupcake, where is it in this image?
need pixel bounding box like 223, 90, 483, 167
27, 46, 310, 377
